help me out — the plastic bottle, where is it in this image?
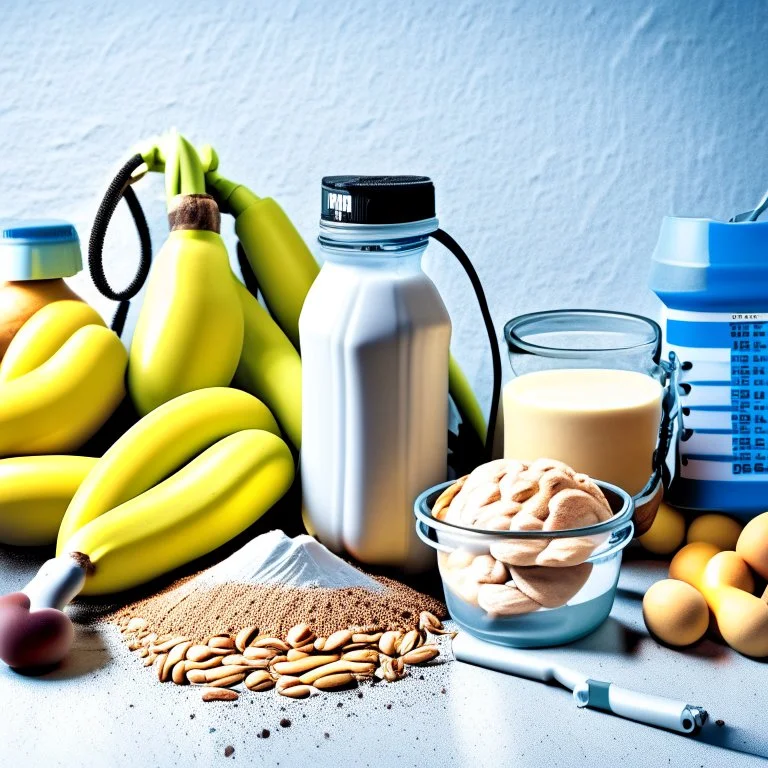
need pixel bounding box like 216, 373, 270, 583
650, 216, 768, 518
300, 176, 451, 570
0, 220, 83, 360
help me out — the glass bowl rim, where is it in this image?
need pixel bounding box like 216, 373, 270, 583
414, 477, 634, 540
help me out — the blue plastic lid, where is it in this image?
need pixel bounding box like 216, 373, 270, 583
0, 219, 82, 280
650, 216, 768, 310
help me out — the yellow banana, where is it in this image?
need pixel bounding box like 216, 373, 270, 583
0, 456, 97, 545
233, 281, 302, 449
0, 300, 105, 384
128, 220, 244, 416
61, 429, 294, 594
0, 325, 127, 457
57, 387, 280, 550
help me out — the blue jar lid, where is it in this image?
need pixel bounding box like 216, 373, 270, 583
0, 219, 83, 280
650, 216, 768, 309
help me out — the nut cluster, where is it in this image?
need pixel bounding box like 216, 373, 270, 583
117, 611, 449, 702
434, 458, 614, 617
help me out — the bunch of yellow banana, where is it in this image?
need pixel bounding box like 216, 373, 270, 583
127, 134, 303, 453
54, 387, 294, 594
0, 300, 127, 457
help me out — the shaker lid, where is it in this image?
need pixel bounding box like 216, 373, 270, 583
0, 219, 82, 280
321, 176, 435, 225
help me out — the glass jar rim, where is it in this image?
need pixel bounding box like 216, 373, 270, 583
504, 309, 661, 360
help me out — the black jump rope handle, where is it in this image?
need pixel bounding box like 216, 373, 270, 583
88, 154, 152, 337
89, 166, 500, 461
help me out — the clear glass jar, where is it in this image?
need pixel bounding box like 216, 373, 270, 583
502, 310, 675, 535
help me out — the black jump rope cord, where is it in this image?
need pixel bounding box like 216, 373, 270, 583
88, 153, 152, 336
89, 165, 499, 460
431, 228, 501, 462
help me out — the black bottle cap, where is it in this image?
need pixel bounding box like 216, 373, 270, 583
321, 176, 436, 225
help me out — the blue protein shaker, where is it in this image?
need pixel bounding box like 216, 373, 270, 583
651, 216, 768, 519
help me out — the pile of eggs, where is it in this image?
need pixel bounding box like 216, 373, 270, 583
640, 507, 768, 656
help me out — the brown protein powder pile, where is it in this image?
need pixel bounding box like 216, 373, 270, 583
110, 531, 446, 640
112, 577, 446, 640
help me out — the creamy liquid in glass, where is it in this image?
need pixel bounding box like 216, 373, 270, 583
503, 368, 662, 496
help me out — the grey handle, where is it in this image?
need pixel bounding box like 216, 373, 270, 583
22, 557, 87, 611
575, 680, 706, 734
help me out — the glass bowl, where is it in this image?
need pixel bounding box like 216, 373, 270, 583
414, 479, 634, 648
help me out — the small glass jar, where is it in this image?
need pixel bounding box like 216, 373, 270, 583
502, 310, 675, 535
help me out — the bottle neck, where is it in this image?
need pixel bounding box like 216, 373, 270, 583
318, 234, 430, 270
318, 216, 437, 268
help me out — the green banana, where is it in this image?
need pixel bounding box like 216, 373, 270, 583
233, 280, 302, 450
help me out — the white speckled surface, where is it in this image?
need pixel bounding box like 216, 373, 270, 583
1, 0, 767, 408
1, 544, 767, 767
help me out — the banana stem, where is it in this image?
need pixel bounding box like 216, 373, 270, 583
164, 133, 181, 205
206, 170, 260, 217
177, 135, 206, 196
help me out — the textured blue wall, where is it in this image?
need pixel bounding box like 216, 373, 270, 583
1, 0, 766, 409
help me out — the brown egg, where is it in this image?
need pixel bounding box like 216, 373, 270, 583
736, 512, 768, 580
702, 551, 754, 594
638, 502, 686, 555
669, 542, 721, 587
708, 586, 768, 657
642, 579, 709, 647
687, 514, 743, 551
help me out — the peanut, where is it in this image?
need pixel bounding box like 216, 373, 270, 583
209, 673, 246, 688
397, 629, 423, 656
279, 684, 313, 699
235, 626, 259, 653
341, 649, 379, 664
202, 688, 238, 702
166, 641, 194, 669
298, 660, 376, 685
243, 646, 277, 661
323, 630, 353, 651
186, 645, 220, 662
172, 661, 189, 685
352, 632, 383, 644
275, 675, 303, 693
272, 654, 341, 676
401, 645, 440, 665
208, 636, 235, 651
286, 623, 316, 648
378, 631, 403, 657
313, 673, 356, 691
251, 637, 290, 652
150, 636, 189, 654
244, 670, 275, 692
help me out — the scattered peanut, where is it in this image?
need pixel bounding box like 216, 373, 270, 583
245, 670, 275, 692
122, 615, 449, 700
202, 688, 239, 702
313, 673, 356, 690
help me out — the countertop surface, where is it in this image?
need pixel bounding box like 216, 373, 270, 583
0, 544, 765, 768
